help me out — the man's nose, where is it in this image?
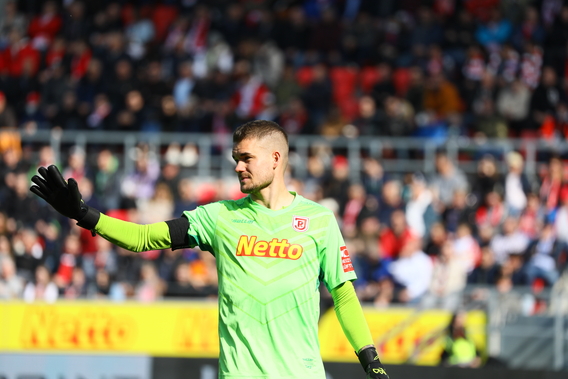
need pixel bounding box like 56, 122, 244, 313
235, 161, 245, 172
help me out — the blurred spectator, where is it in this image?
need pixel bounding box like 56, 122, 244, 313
371, 63, 396, 111
381, 96, 415, 137
440, 312, 482, 367
471, 155, 502, 209
524, 222, 564, 286
511, 7, 546, 51
380, 209, 415, 260
93, 149, 121, 211
173, 60, 195, 111
422, 240, 467, 310
529, 66, 565, 132
423, 222, 447, 257
232, 60, 273, 122
405, 66, 426, 113
430, 151, 469, 209
27, 1, 62, 51
423, 73, 463, 120
388, 237, 433, 303
0, 256, 24, 299
165, 260, 217, 298
174, 178, 198, 216
377, 180, 405, 228
499, 253, 528, 286
91, 268, 112, 298
23, 265, 58, 302
322, 155, 350, 213
405, 172, 437, 238
63, 266, 88, 299
138, 182, 174, 224
136, 261, 163, 302
342, 183, 367, 238
301, 63, 332, 128
490, 216, 531, 264
352, 96, 380, 136
410, 7, 444, 54
62, 1, 91, 42
468, 246, 501, 285
554, 187, 568, 245
503, 151, 531, 216
443, 190, 477, 235
125, 7, 155, 60
0, 91, 17, 126
519, 193, 546, 239
539, 155, 564, 213
308, 8, 342, 54
0, 1, 26, 48
121, 145, 160, 200
453, 223, 481, 273
55, 233, 83, 287
3, 171, 49, 228
475, 190, 506, 229
63, 145, 88, 181
496, 79, 531, 135
475, 8, 512, 50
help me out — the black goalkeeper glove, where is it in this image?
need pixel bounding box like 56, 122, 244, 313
357, 346, 389, 379
30, 165, 100, 231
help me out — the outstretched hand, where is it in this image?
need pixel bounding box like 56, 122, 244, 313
30, 165, 84, 220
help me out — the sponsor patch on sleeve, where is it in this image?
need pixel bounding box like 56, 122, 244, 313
340, 245, 354, 273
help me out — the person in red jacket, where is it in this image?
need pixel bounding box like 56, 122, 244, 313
28, 1, 62, 50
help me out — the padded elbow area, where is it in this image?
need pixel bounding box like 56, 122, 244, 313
166, 217, 191, 250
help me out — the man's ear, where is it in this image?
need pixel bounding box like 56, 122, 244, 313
273, 151, 281, 169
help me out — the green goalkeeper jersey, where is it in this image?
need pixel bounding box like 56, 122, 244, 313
182, 192, 357, 379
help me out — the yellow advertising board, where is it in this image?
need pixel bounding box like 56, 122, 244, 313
319, 307, 486, 365
0, 301, 485, 365
0, 301, 220, 357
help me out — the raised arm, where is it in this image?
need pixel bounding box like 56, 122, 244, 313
331, 281, 390, 379
30, 165, 191, 252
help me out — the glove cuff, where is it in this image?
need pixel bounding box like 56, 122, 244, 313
357, 346, 381, 370
76, 205, 101, 232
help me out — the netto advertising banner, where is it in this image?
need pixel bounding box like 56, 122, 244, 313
0, 301, 219, 357
319, 307, 486, 365
0, 301, 485, 366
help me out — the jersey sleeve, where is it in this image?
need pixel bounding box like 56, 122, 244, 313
182, 202, 223, 254
318, 215, 357, 292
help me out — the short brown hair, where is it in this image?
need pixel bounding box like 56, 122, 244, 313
233, 120, 289, 147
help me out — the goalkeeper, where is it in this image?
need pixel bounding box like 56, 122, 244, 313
31, 120, 389, 379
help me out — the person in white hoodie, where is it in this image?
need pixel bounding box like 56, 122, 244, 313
388, 236, 433, 303
406, 172, 438, 238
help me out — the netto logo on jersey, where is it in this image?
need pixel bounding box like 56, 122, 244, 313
236, 235, 303, 260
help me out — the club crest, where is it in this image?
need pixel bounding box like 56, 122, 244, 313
292, 216, 309, 232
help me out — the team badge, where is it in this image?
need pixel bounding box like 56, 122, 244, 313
292, 216, 309, 232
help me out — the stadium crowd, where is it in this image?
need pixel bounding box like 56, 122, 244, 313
1, 0, 568, 312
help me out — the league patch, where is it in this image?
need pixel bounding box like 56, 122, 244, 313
292, 216, 309, 232
340, 246, 354, 273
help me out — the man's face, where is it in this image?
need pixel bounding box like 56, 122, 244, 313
232, 138, 275, 194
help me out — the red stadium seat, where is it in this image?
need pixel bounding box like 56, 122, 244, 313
359, 66, 381, 94
330, 66, 358, 104
295, 66, 314, 87
152, 5, 180, 42
392, 68, 412, 96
